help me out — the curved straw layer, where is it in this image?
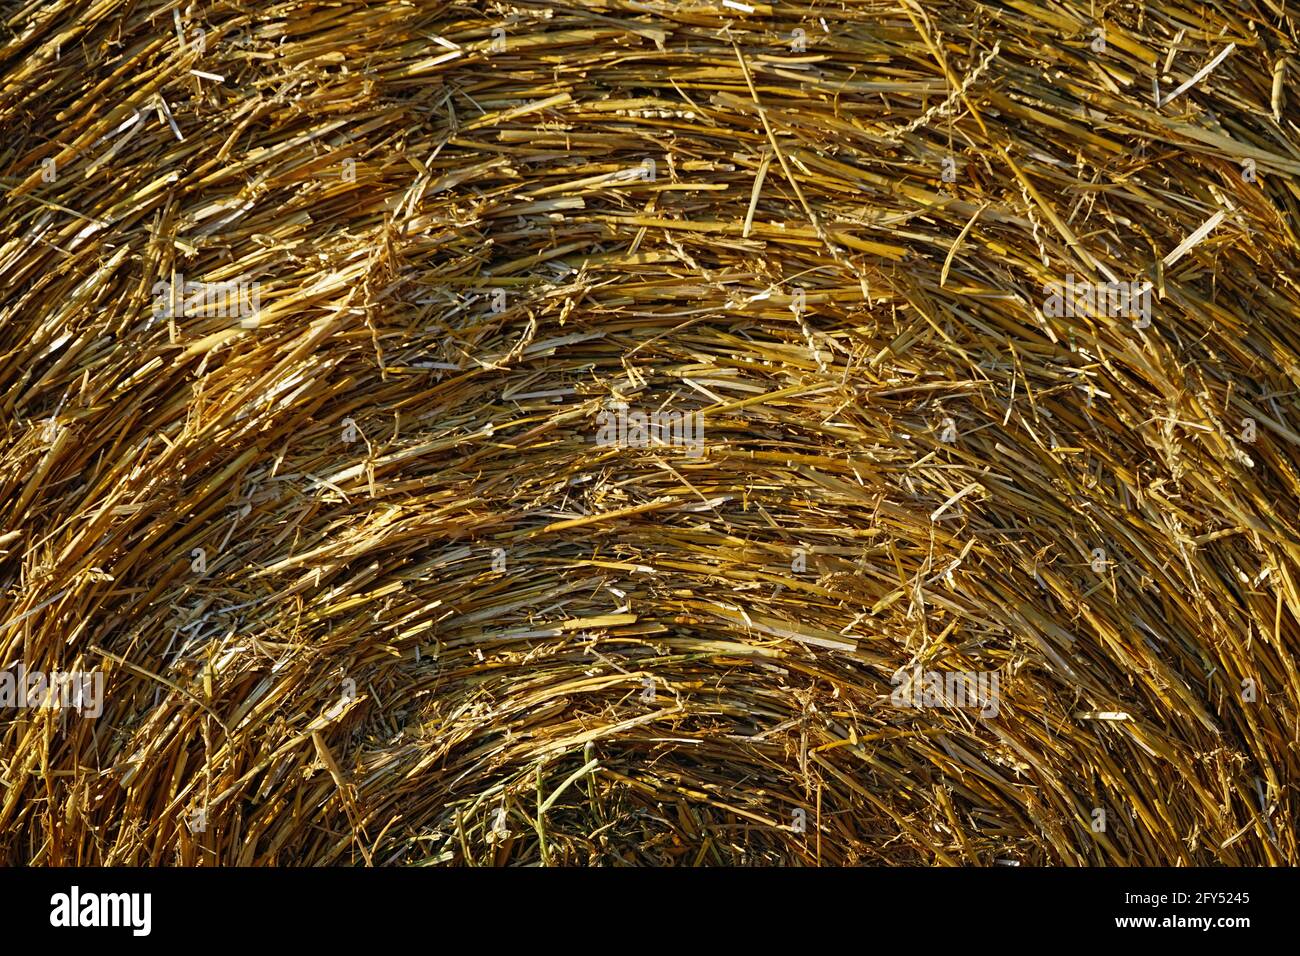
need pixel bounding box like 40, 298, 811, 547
1, 0, 1298, 865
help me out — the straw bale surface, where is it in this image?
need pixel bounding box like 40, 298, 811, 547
1, 0, 1298, 864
